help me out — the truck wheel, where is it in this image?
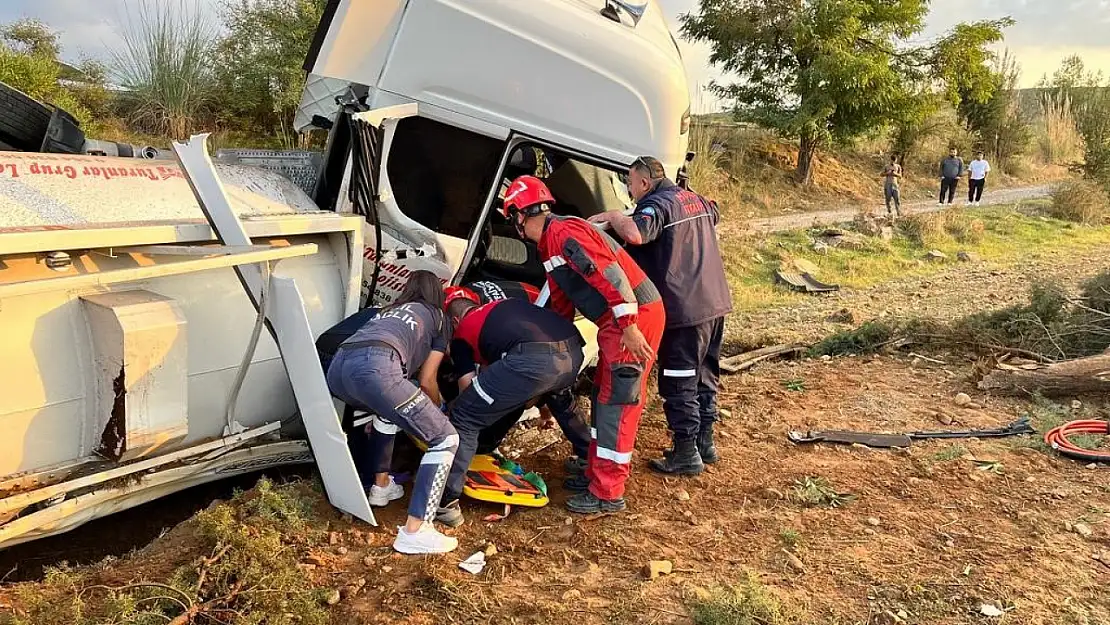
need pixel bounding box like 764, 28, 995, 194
0, 81, 52, 151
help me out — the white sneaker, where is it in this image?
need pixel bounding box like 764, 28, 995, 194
393, 524, 459, 554
367, 477, 404, 507
938, 202, 945, 207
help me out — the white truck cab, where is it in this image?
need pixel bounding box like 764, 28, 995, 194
299, 0, 691, 308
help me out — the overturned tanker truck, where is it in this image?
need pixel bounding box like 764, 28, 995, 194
0, 0, 691, 548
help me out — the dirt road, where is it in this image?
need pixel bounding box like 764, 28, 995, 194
748, 184, 1055, 233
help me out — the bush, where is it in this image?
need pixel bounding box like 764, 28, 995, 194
808, 319, 934, 356
112, 0, 217, 138
1036, 92, 1084, 165
899, 212, 948, 246
897, 209, 984, 246
943, 210, 986, 244
0, 19, 93, 126
1048, 180, 1110, 224
1079, 270, 1110, 314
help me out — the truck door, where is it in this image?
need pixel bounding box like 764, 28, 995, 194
341, 105, 509, 307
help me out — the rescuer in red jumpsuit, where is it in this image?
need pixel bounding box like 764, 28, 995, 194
500, 175, 665, 514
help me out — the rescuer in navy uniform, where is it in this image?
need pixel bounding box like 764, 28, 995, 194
589, 156, 732, 475
436, 286, 591, 526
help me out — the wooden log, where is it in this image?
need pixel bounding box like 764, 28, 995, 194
720, 344, 808, 374
978, 353, 1110, 396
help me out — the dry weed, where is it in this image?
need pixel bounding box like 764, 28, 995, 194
1049, 180, 1110, 224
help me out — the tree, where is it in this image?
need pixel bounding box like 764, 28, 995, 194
681, 0, 1011, 185
959, 50, 1031, 169
0, 18, 92, 125
1043, 56, 1110, 187
212, 0, 326, 142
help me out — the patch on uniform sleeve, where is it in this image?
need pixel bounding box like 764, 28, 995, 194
638, 206, 656, 217
562, 238, 597, 276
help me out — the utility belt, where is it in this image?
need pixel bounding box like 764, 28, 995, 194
506, 335, 584, 357
337, 339, 407, 373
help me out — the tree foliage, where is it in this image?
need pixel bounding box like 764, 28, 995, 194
681, 0, 1011, 185
212, 0, 327, 141
1042, 56, 1110, 188
959, 50, 1031, 168
0, 18, 92, 125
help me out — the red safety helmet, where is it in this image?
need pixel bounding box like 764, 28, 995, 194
501, 175, 554, 220
444, 285, 480, 312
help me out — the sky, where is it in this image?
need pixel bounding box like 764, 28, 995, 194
3, 0, 1109, 113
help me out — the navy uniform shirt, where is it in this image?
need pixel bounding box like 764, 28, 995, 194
628, 179, 732, 328
467, 280, 541, 305
341, 302, 449, 374
450, 298, 581, 378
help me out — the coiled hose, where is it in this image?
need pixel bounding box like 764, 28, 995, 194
1044, 419, 1110, 463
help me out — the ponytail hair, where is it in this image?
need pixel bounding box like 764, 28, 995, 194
389, 270, 446, 312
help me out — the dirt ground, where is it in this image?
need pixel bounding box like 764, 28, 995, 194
3, 236, 1109, 625
5, 354, 1108, 625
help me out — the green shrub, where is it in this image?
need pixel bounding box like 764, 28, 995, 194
1049, 180, 1110, 225
1079, 269, 1110, 314
690, 574, 800, 625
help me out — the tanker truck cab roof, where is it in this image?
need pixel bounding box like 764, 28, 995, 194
303, 0, 691, 175
301, 0, 690, 309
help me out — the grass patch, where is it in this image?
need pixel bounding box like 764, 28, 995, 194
689, 574, 800, 625
933, 444, 968, 462
726, 202, 1110, 313
2, 478, 329, 625
790, 477, 855, 509
808, 268, 1110, 359
1010, 397, 1072, 452
782, 378, 806, 392
777, 528, 803, 549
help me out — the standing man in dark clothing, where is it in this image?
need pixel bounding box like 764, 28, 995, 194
436, 291, 591, 526
589, 156, 732, 476
503, 175, 665, 514
938, 147, 965, 206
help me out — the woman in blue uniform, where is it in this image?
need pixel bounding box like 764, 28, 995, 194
325, 270, 459, 554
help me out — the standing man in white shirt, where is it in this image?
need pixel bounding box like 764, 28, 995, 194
967, 151, 991, 206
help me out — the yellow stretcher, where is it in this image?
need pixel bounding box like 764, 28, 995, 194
407, 435, 549, 508
462, 454, 549, 508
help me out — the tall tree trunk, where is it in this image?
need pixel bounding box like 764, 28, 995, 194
796, 132, 818, 186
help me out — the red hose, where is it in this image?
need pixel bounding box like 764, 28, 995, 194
1044, 419, 1110, 463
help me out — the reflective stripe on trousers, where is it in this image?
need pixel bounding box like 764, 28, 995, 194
585, 300, 665, 500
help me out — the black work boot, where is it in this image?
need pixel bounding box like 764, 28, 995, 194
564, 474, 590, 493
648, 438, 704, 476
697, 422, 720, 465
566, 491, 626, 514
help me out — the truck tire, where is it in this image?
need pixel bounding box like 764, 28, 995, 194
0, 81, 52, 151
